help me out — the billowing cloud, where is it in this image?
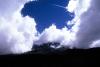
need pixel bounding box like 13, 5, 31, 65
65, 0, 100, 48
74, 0, 100, 48
35, 0, 100, 49
34, 24, 75, 48
0, 0, 37, 54
0, 0, 100, 54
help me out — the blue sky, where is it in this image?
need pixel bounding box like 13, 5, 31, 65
21, 0, 74, 32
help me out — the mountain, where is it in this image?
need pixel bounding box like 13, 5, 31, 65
0, 43, 99, 66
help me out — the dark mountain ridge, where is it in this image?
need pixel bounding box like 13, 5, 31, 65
0, 43, 99, 66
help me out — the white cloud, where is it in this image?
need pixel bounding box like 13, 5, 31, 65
34, 24, 76, 48
0, 0, 31, 18
35, 0, 100, 49
0, 0, 100, 54
67, 0, 100, 48
68, 0, 100, 48
67, 0, 77, 13
90, 40, 100, 48
0, 0, 37, 54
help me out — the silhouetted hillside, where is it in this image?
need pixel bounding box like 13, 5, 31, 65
0, 43, 100, 66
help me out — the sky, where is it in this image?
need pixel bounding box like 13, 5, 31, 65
0, 0, 100, 54
21, 0, 74, 32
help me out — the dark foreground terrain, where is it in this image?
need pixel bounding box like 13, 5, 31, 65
0, 47, 100, 66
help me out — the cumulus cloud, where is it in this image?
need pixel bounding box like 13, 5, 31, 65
34, 24, 75, 48
67, 0, 77, 13
0, 0, 37, 54
74, 0, 100, 48
33, 0, 83, 48
0, 0, 100, 54
66, 0, 100, 48
35, 0, 100, 49
34, 24, 77, 49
